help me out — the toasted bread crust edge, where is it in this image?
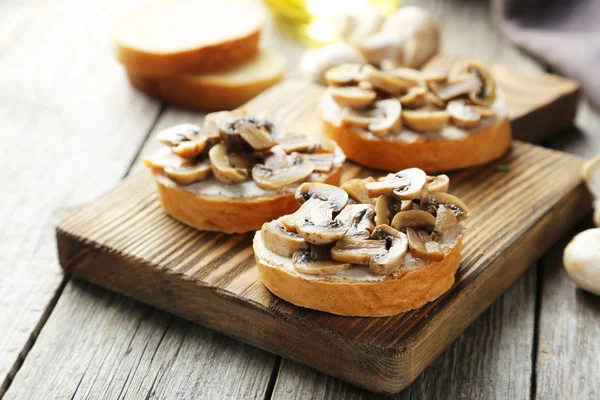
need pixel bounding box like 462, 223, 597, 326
322, 117, 511, 173
127, 68, 283, 110
115, 29, 260, 76
154, 164, 343, 234
254, 237, 462, 317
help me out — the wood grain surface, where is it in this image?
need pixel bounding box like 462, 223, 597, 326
54, 80, 591, 393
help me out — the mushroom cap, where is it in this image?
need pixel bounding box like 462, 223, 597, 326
391, 210, 436, 231
252, 153, 315, 190
208, 143, 248, 184
447, 100, 481, 129
261, 220, 308, 258
299, 45, 366, 85
402, 109, 450, 132
369, 224, 409, 275
329, 86, 377, 109
156, 123, 202, 147
295, 182, 349, 211
368, 99, 402, 137
563, 228, 600, 296
324, 63, 364, 86
163, 161, 211, 185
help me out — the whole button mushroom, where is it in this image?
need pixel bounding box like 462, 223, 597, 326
563, 228, 600, 296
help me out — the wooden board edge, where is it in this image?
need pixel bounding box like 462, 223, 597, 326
55, 226, 414, 395
399, 180, 592, 383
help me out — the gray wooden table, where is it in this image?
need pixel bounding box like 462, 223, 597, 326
1, 0, 599, 399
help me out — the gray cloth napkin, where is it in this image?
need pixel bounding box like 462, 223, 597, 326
494, 0, 600, 109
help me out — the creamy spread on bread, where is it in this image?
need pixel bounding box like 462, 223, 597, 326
320, 60, 504, 140
257, 169, 469, 278
142, 110, 344, 192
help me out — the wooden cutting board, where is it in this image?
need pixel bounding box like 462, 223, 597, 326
56, 74, 588, 394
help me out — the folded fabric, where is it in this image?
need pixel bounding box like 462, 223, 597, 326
494, 0, 600, 109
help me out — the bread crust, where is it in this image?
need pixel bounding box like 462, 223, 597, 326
153, 164, 343, 234
127, 54, 284, 110
115, 29, 260, 76
321, 116, 511, 173
254, 234, 462, 317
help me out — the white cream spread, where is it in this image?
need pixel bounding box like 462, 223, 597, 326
320, 91, 508, 141
254, 222, 465, 282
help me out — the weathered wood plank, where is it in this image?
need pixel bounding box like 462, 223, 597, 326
0, 0, 161, 394
535, 101, 600, 399
3, 280, 278, 400
273, 267, 537, 400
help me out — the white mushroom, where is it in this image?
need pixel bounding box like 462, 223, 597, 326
252, 152, 314, 190
563, 228, 600, 295
402, 109, 450, 132
341, 178, 375, 205
292, 246, 351, 275
335, 9, 386, 43
330, 237, 387, 265
281, 183, 348, 232
261, 219, 308, 258
406, 228, 444, 261
324, 63, 364, 86
299, 44, 367, 85
391, 210, 436, 231
361, 65, 412, 94
328, 86, 377, 108
427, 174, 450, 193
447, 100, 481, 129
365, 168, 427, 199
164, 162, 211, 185
208, 143, 248, 184
302, 153, 334, 172
368, 99, 402, 137
369, 224, 409, 275
296, 207, 350, 245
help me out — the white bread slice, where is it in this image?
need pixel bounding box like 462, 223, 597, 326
112, 0, 263, 76
127, 51, 285, 110
253, 226, 464, 317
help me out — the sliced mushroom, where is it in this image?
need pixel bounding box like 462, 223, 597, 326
227, 152, 257, 170
331, 237, 387, 265
375, 195, 395, 226
261, 219, 309, 257
422, 68, 448, 84
426, 174, 450, 193
341, 179, 374, 205
402, 109, 450, 132
370, 224, 409, 275
399, 86, 427, 108
425, 192, 471, 220
292, 246, 351, 276
296, 207, 351, 245
464, 60, 496, 106
164, 161, 211, 185
341, 107, 383, 128
471, 105, 496, 118
252, 152, 314, 190
361, 65, 412, 94
365, 168, 427, 199
208, 143, 248, 184
388, 68, 424, 87
302, 153, 334, 172
406, 228, 444, 261
156, 123, 202, 147
235, 120, 277, 150
324, 63, 363, 86
329, 86, 377, 108
218, 117, 250, 152
336, 204, 376, 238
429, 74, 481, 102
171, 138, 209, 159
434, 204, 458, 232
281, 183, 349, 232
424, 92, 446, 108
391, 210, 436, 231
447, 100, 481, 129
141, 150, 191, 173
276, 134, 319, 154
368, 99, 403, 137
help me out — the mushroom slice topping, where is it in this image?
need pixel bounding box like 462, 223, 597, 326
331, 237, 387, 265
422, 68, 449, 84
341, 179, 374, 205
375, 195, 396, 226
141, 150, 191, 173
329, 86, 377, 108
434, 204, 458, 232
324, 63, 363, 86
424, 92, 446, 108
365, 168, 427, 199
281, 183, 349, 232
276, 134, 319, 154
261, 220, 309, 257
399, 86, 427, 108
361, 65, 412, 94
464, 60, 497, 106
447, 100, 481, 129
164, 161, 211, 185
470, 105, 496, 118
336, 204, 376, 238
425, 192, 471, 220
426, 174, 450, 193
341, 107, 383, 128
156, 123, 202, 147
292, 246, 351, 276
368, 99, 403, 137
302, 153, 334, 172
388, 68, 424, 87
370, 224, 409, 275
236, 120, 277, 150
430, 73, 482, 102
391, 210, 436, 231
171, 138, 209, 159
402, 109, 450, 133
227, 152, 258, 170
209, 144, 248, 184
296, 207, 350, 245
252, 152, 314, 190
406, 228, 444, 261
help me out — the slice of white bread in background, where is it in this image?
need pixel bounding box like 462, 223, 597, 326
127, 50, 285, 110
112, 0, 263, 76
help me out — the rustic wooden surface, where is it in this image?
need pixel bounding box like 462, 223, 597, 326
1, 0, 599, 398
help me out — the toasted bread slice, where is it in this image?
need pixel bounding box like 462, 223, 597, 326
127, 51, 285, 110
253, 227, 463, 317
112, 0, 262, 76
